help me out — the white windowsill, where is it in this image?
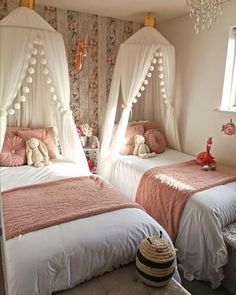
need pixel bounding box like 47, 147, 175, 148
214, 107, 236, 113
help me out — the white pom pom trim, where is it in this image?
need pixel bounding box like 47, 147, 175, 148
14, 103, 21, 110
23, 86, 30, 93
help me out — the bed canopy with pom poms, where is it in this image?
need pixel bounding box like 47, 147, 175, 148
0, 4, 89, 172
98, 21, 181, 181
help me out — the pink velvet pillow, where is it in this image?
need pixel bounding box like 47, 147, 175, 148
17, 127, 59, 159
0, 136, 26, 167
120, 124, 144, 155
130, 121, 159, 132
144, 129, 166, 154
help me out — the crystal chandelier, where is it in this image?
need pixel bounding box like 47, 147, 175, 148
186, 0, 223, 33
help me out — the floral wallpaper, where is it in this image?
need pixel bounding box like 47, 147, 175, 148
0, 0, 141, 135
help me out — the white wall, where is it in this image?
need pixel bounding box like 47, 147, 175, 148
158, 0, 236, 168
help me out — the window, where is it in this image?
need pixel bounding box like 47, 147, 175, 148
222, 26, 236, 112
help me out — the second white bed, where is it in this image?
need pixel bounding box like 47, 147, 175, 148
110, 148, 236, 288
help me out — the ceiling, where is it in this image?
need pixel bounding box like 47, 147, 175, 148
36, 0, 189, 24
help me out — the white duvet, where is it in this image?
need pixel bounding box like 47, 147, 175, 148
0, 158, 178, 295
110, 149, 236, 288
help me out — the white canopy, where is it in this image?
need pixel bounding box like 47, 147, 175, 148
99, 26, 181, 180
0, 7, 89, 172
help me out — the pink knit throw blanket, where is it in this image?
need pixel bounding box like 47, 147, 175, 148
2, 176, 142, 240
136, 160, 236, 242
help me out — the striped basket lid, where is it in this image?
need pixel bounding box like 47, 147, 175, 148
139, 235, 176, 263
136, 231, 176, 287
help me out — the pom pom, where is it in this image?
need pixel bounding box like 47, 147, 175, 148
26, 77, 33, 83
8, 109, 15, 115
28, 67, 35, 74
49, 86, 55, 93
149, 66, 154, 71
23, 86, 30, 93
20, 95, 26, 102
152, 58, 157, 64
14, 103, 21, 110
140, 86, 145, 91
160, 80, 165, 86
159, 73, 164, 79
38, 48, 45, 55
160, 87, 166, 93
32, 48, 38, 55
147, 72, 152, 78
158, 58, 163, 64
52, 94, 57, 101
133, 98, 137, 103
43, 68, 49, 75
30, 57, 37, 65
158, 66, 163, 72
46, 77, 52, 84
137, 92, 142, 98
154, 52, 159, 57
143, 80, 149, 85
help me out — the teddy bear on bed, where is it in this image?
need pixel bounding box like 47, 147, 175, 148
133, 134, 156, 159
26, 137, 51, 168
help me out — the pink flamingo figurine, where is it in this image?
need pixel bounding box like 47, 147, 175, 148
196, 137, 216, 171
75, 36, 88, 73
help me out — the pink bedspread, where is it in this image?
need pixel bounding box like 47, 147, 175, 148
136, 160, 236, 242
2, 176, 142, 240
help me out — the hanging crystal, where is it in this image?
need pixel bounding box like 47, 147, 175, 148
186, 0, 223, 34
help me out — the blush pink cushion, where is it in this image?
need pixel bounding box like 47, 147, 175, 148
130, 121, 159, 132
0, 136, 26, 167
17, 127, 59, 159
144, 129, 166, 154
120, 124, 144, 155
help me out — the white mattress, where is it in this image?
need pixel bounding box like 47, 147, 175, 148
111, 149, 236, 288
0, 159, 179, 295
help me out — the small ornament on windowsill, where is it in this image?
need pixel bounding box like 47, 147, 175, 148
222, 119, 236, 136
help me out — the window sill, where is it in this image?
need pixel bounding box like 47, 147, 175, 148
214, 107, 236, 114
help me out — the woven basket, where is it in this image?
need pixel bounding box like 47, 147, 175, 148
136, 232, 176, 287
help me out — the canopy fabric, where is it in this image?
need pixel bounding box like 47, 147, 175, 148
0, 7, 89, 172
99, 27, 181, 180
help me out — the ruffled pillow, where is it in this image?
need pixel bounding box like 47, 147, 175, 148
144, 129, 166, 154
120, 124, 144, 155
0, 136, 26, 167
17, 127, 59, 159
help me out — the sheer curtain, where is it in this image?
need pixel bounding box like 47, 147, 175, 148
0, 28, 34, 150
162, 45, 181, 151
99, 44, 158, 180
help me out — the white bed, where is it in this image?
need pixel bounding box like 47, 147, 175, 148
110, 148, 236, 288
0, 158, 181, 295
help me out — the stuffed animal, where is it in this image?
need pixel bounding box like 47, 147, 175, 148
133, 135, 156, 159
196, 137, 216, 171
26, 137, 51, 168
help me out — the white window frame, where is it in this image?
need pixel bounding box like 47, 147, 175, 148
221, 26, 236, 112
